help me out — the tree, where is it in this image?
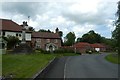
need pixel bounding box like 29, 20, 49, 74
28, 27, 35, 31
77, 30, 101, 44
76, 37, 82, 43
64, 32, 76, 46
112, 1, 120, 54
58, 31, 63, 38
4, 36, 19, 49
101, 37, 117, 50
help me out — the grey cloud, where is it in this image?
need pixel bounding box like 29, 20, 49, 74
61, 2, 116, 26
2, 2, 49, 20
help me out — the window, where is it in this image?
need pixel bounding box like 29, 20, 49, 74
55, 39, 58, 43
19, 34, 21, 37
46, 39, 50, 43
16, 33, 18, 36
36, 39, 41, 43
3, 32, 5, 36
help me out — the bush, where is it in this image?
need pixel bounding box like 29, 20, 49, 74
54, 48, 74, 53
76, 52, 81, 55
35, 48, 51, 54
35, 48, 44, 53
86, 50, 92, 54
43, 51, 51, 54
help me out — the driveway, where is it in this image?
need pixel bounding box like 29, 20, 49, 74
44, 53, 118, 78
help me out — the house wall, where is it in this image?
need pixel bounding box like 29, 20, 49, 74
92, 47, 106, 52
76, 48, 87, 54
32, 38, 61, 50
2, 31, 31, 41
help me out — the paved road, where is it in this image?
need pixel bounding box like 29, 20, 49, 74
45, 53, 118, 78
44, 56, 68, 78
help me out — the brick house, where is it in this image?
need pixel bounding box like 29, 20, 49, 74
32, 32, 61, 51
73, 42, 92, 53
0, 19, 62, 51
73, 42, 107, 53
0, 19, 32, 47
90, 43, 106, 52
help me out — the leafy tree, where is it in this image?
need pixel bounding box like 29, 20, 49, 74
77, 30, 101, 44
4, 36, 19, 49
28, 27, 35, 31
58, 31, 63, 38
101, 37, 117, 50
112, 1, 120, 54
76, 37, 82, 43
64, 32, 76, 46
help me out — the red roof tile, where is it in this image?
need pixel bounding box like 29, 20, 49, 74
74, 42, 91, 48
32, 32, 61, 39
90, 43, 105, 48
0, 19, 22, 32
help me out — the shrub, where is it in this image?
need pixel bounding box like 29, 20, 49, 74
42, 51, 50, 54
3, 36, 20, 49
76, 52, 81, 55
54, 48, 74, 54
86, 50, 92, 54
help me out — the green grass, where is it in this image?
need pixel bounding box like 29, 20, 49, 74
2, 53, 54, 78
105, 53, 120, 64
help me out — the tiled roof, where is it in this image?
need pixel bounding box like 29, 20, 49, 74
90, 43, 105, 48
74, 42, 91, 48
0, 19, 22, 32
74, 42, 106, 48
32, 32, 61, 39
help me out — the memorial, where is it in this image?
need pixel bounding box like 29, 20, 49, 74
13, 22, 32, 54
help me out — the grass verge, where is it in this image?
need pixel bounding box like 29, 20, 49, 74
2, 53, 54, 78
105, 53, 120, 64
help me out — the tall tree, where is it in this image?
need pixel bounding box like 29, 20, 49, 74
77, 30, 101, 44
58, 31, 63, 38
64, 32, 76, 46
112, 1, 120, 54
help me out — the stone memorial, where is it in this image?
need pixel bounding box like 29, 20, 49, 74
13, 22, 32, 54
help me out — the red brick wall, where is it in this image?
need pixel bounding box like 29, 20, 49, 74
31, 38, 61, 50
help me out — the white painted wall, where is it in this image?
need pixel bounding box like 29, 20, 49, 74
3, 31, 31, 41
95, 48, 100, 52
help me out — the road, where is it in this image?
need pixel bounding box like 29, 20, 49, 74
44, 53, 118, 78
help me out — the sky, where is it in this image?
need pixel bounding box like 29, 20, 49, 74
0, 0, 119, 39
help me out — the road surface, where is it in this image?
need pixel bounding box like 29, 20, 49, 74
44, 53, 118, 78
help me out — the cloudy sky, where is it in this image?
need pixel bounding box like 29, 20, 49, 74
0, 0, 119, 39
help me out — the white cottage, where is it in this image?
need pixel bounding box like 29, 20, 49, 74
0, 19, 32, 47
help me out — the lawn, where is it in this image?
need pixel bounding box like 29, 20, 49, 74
105, 53, 120, 64
2, 52, 79, 78
2, 53, 54, 78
